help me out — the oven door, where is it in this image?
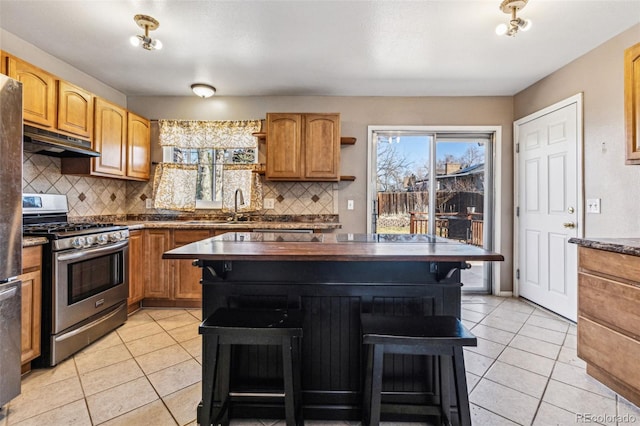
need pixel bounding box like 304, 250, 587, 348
53, 240, 128, 333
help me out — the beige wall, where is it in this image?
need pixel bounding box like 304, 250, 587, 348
128, 96, 515, 291
514, 24, 640, 238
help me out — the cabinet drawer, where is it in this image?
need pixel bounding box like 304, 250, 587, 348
578, 316, 640, 392
22, 246, 42, 272
579, 246, 640, 283
579, 272, 640, 337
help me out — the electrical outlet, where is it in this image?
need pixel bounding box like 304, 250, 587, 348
145, 199, 154, 209
263, 198, 275, 209
586, 198, 601, 214
347, 199, 354, 210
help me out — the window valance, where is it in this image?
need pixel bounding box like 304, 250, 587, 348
159, 119, 261, 149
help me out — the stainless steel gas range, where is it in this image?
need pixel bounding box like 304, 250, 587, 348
22, 193, 129, 367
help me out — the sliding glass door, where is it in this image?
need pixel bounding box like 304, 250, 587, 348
369, 127, 494, 292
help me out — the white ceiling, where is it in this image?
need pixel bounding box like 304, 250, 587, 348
1, 1, 638, 97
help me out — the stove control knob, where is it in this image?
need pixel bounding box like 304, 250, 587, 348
110, 231, 122, 242
71, 237, 86, 249
97, 234, 109, 245
85, 236, 95, 246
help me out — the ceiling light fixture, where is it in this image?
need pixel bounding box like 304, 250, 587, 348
191, 83, 216, 98
130, 14, 163, 51
495, 0, 532, 37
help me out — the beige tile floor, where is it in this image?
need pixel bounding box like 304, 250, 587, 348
1, 296, 639, 426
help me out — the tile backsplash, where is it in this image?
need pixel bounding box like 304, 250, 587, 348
23, 154, 337, 218
23, 153, 127, 218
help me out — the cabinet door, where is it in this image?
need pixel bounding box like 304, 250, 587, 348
20, 245, 42, 366
57, 80, 93, 139
93, 98, 127, 177
126, 112, 151, 180
7, 57, 56, 128
128, 230, 145, 306
304, 113, 340, 180
144, 229, 172, 299
625, 42, 640, 164
20, 270, 42, 364
173, 230, 212, 300
266, 113, 303, 179
1, 50, 6, 75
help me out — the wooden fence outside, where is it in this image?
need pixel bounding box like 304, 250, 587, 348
377, 191, 484, 216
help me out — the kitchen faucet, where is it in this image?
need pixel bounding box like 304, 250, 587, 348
231, 188, 245, 222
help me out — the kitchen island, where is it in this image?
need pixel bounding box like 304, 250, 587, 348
163, 232, 503, 422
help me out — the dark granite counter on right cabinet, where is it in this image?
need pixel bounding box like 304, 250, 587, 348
569, 237, 640, 406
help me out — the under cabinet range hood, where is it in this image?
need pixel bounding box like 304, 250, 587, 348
23, 125, 100, 158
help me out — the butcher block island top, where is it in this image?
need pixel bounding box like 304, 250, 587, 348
162, 232, 504, 262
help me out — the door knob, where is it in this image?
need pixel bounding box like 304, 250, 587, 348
563, 222, 576, 228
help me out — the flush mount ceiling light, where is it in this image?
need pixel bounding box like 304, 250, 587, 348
130, 14, 163, 50
495, 0, 532, 37
191, 83, 216, 98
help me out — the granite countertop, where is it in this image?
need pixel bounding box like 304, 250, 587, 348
123, 220, 341, 231
23, 236, 49, 247
568, 237, 640, 256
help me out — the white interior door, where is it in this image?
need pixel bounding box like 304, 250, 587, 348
515, 96, 582, 321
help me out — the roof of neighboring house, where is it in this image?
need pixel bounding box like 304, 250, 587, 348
440, 163, 484, 178
413, 163, 484, 185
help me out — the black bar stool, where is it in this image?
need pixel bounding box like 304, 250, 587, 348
198, 308, 304, 426
360, 314, 476, 426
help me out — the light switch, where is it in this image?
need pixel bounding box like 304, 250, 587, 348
586, 198, 601, 214
263, 198, 275, 209
347, 199, 354, 210
145, 199, 154, 209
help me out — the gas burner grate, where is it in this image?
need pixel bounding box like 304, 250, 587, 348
23, 222, 117, 234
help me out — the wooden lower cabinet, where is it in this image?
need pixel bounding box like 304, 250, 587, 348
140, 229, 220, 307
173, 230, 212, 300
133, 228, 252, 307
127, 230, 144, 311
19, 245, 42, 372
144, 229, 172, 300
577, 246, 640, 406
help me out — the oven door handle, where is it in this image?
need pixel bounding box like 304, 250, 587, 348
56, 240, 128, 262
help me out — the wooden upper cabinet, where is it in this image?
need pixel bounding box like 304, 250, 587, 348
126, 112, 151, 180
266, 113, 303, 179
93, 98, 127, 177
6, 56, 56, 128
266, 113, 340, 181
304, 114, 340, 180
1, 50, 7, 75
625, 42, 640, 165
57, 80, 93, 139
61, 102, 151, 181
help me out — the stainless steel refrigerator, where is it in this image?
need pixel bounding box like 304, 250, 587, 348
0, 74, 23, 408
